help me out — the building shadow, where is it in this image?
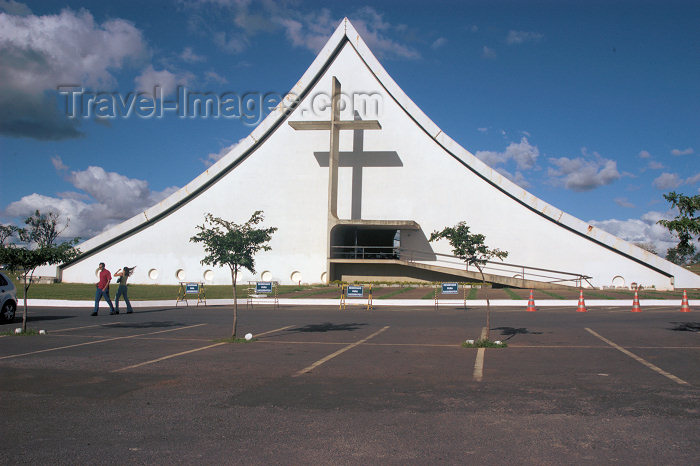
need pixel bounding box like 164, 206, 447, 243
287, 322, 368, 333
492, 326, 542, 341
669, 322, 700, 332
314, 112, 402, 219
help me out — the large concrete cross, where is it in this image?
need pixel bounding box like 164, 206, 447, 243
288, 77, 381, 219
313, 112, 401, 219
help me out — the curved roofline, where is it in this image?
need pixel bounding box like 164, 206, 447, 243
64, 18, 690, 283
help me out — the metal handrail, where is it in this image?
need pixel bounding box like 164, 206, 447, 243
330, 245, 592, 286
398, 248, 592, 286
331, 245, 399, 260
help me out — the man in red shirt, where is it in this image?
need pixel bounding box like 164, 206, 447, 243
92, 262, 116, 316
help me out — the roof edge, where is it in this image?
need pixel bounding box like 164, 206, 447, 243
67, 18, 692, 284
340, 19, 692, 282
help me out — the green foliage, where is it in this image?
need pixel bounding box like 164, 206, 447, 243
462, 339, 507, 348
429, 222, 508, 268
0, 211, 80, 274
0, 210, 80, 332
430, 221, 508, 340
190, 210, 276, 338
657, 192, 700, 264
215, 337, 257, 344
0, 328, 40, 336
190, 211, 277, 275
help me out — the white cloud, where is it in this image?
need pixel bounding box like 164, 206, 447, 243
671, 147, 694, 156
274, 7, 420, 59
505, 30, 543, 45
0, 8, 147, 139
180, 46, 206, 63
547, 150, 621, 191
647, 160, 664, 170
589, 210, 677, 257
653, 172, 682, 190
495, 168, 532, 189
431, 37, 447, 49
638, 150, 651, 159
202, 137, 247, 166
204, 70, 229, 85
134, 65, 192, 97
4, 161, 178, 239
0, 9, 146, 93
482, 45, 496, 59
213, 30, 248, 53
475, 137, 540, 170
51, 155, 68, 171
614, 197, 635, 208
0, 0, 31, 15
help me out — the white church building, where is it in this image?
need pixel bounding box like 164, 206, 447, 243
58, 19, 700, 290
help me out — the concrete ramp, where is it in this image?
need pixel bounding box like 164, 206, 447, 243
330, 258, 580, 289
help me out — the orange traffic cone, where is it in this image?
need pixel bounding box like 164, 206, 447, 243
631, 288, 641, 312
526, 290, 536, 312
680, 290, 690, 313
577, 289, 587, 312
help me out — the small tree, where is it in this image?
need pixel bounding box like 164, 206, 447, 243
430, 222, 508, 340
657, 192, 700, 265
190, 211, 277, 338
0, 211, 80, 331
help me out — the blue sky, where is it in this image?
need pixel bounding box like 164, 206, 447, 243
0, 0, 698, 255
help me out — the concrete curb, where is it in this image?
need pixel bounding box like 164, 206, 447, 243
22, 298, 700, 308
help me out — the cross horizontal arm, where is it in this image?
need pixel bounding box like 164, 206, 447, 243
288, 120, 381, 131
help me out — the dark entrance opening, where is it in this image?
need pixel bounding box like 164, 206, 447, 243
331, 225, 399, 259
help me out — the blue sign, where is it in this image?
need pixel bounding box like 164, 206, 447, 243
442, 283, 459, 294
185, 283, 200, 294
256, 282, 273, 294
347, 285, 364, 297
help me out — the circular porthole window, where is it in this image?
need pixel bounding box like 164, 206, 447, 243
148, 268, 159, 280
320, 272, 328, 283
261, 270, 272, 281
290, 271, 302, 283
175, 269, 185, 281
203, 270, 214, 282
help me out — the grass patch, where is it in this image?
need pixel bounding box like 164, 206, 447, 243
421, 288, 437, 299
503, 288, 522, 300
466, 287, 478, 300
0, 328, 40, 336
214, 337, 258, 344
377, 287, 415, 299
539, 290, 565, 299
462, 339, 507, 348
583, 291, 617, 299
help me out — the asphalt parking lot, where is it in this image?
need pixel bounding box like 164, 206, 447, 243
1, 304, 698, 464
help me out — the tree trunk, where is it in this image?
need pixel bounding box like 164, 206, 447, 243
476, 264, 489, 341
22, 276, 28, 333
231, 267, 238, 339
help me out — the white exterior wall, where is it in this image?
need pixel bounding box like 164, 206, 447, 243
59, 20, 700, 290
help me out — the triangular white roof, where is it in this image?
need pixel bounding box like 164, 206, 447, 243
66, 18, 698, 288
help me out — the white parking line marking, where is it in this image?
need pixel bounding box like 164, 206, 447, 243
255, 325, 295, 338
293, 326, 390, 377
51, 322, 121, 333
113, 342, 227, 372
113, 325, 295, 372
585, 328, 689, 386
0, 324, 206, 360
473, 327, 489, 382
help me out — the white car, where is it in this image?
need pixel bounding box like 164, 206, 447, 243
0, 271, 17, 322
